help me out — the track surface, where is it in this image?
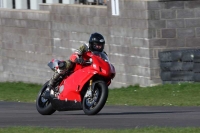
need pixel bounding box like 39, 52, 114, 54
0, 101, 200, 129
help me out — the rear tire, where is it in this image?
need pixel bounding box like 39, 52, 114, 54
82, 81, 108, 115
36, 81, 56, 115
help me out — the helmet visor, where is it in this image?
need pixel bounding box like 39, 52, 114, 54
93, 43, 103, 50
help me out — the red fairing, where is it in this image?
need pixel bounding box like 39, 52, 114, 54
58, 68, 94, 101
57, 51, 116, 101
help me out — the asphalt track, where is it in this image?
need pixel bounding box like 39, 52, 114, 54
0, 101, 200, 129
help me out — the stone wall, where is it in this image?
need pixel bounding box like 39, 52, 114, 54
106, 0, 200, 87
0, 0, 200, 88
0, 9, 52, 83
146, 0, 200, 85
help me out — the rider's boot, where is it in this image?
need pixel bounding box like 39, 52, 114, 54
42, 72, 61, 99
42, 60, 73, 99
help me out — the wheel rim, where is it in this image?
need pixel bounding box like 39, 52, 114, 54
85, 85, 101, 110
38, 90, 51, 108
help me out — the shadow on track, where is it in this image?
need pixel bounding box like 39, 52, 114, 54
62, 110, 193, 116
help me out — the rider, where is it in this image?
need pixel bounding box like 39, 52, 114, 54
43, 32, 106, 98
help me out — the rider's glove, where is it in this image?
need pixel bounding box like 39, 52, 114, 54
76, 57, 84, 64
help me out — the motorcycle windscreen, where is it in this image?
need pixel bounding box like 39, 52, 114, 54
92, 51, 110, 62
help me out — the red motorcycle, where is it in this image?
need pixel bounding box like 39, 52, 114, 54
36, 51, 115, 115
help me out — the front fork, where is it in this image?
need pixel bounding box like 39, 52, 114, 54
85, 79, 93, 98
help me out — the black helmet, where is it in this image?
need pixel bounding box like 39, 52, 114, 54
89, 32, 105, 52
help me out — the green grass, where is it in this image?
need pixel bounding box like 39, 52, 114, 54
1, 82, 200, 132
107, 83, 200, 106
1, 127, 200, 133
0, 82, 41, 103
1, 82, 200, 106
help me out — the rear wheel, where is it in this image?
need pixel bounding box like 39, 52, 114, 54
36, 81, 56, 115
82, 81, 108, 115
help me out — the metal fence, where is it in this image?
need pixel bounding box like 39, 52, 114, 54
0, 0, 105, 10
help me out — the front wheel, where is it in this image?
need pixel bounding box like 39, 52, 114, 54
36, 81, 56, 115
82, 81, 108, 115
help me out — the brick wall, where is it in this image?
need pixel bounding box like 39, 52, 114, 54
0, 0, 200, 88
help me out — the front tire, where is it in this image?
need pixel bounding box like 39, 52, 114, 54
82, 81, 108, 115
36, 81, 56, 115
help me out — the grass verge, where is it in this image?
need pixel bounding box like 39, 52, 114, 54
1, 127, 200, 133
1, 82, 200, 106
108, 83, 200, 106
1, 82, 200, 132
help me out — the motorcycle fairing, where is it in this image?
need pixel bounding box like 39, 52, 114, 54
90, 52, 115, 78
51, 98, 82, 111
58, 67, 97, 101
56, 51, 115, 102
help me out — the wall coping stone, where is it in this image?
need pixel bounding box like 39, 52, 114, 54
0, 8, 49, 13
